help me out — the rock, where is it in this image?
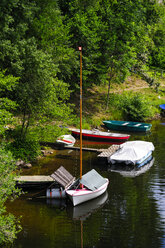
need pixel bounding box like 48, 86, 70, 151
23, 163, 32, 169
16, 160, 24, 167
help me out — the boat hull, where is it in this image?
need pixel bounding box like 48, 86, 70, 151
71, 129, 130, 141
66, 179, 109, 206
109, 152, 153, 166
103, 120, 152, 132
56, 134, 75, 147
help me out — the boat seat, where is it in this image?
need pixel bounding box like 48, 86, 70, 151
51, 166, 75, 189
134, 124, 141, 126
122, 122, 129, 125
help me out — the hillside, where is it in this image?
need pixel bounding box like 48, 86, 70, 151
72, 75, 165, 129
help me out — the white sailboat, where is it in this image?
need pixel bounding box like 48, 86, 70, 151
66, 46, 109, 206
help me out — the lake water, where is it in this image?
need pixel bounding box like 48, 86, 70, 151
7, 120, 165, 248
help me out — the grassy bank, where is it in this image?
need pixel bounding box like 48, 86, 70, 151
72, 75, 165, 129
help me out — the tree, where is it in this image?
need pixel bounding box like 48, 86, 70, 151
0, 70, 18, 137
33, 0, 77, 84
148, 3, 165, 69
0, 145, 21, 245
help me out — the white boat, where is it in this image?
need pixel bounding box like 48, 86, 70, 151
66, 47, 109, 206
56, 134, 75, 147
66, 169, 109, 206
108, 140, 155, 165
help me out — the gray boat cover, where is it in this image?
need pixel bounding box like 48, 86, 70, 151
80, 169, 107, 191
108, 140, 154, 165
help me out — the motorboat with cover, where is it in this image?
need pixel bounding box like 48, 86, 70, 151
107, 140, 154, 166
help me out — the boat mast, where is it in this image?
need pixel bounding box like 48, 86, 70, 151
79, 46, 82, 180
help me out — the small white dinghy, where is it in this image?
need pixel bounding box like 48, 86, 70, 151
56, 134, 76, 147
66, 169, 109, 206
108, 140, 155, 166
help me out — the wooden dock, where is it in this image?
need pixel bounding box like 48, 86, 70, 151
15, 175, 54, 188
98, 145, 120, 158
40, 141, 120, 157
64, 146, 99, 152
66, 144, 120, 158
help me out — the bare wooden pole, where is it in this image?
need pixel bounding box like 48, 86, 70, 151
79, 46, 82, 179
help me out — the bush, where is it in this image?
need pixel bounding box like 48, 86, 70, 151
0, 145, 21, 245
6, 136, 41, 162
120, 92, 151, 121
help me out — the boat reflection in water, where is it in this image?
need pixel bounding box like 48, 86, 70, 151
108, 157, 155, 178
68, 191, 108, 221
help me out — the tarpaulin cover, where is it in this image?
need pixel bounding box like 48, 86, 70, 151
160, 104, 165, 110
108, 141, 154, 165
80, 169, 107, 191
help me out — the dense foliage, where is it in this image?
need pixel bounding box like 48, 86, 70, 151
0, 145, 21, 245
120, 92, 152, 121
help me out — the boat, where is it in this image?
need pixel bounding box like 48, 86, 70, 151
71, 128, 130, 142
66, 169, 109, 206
103, 120, 152, 132
160, 104, 165, 117
56, 134, 76, 147
160, 104, 165, 110
66, 47, 109, 206
107, 140, 155, 165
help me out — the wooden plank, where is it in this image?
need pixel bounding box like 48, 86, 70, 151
15, 175, 54, 183
98, 145, 120, 158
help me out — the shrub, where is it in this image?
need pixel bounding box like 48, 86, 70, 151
6, 135, 41, 162
120, 92, 151, 121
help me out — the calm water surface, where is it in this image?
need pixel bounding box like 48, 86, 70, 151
7, 120, 165, 248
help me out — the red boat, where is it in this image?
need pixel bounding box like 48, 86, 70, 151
71, 128, 130, 142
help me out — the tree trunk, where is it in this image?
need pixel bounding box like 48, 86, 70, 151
106, 77, 111, 110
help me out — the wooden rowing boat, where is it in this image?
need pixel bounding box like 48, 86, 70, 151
71, 128, 130, 142
103, 120, 152, 132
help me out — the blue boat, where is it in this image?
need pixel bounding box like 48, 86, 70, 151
103, 120, 152, 132
160, 104, 165, 117
160, 104, 165, 110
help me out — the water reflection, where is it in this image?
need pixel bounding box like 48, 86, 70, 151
108, 157, 155, 177
37, 192, 109, 221
68, 191, 108, 221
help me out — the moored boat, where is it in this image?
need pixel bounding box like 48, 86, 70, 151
66, 169, 109, 206
160, 104, 165, 117
56, 134, 76, 147
71, 128, 130, 142
107, 140, 155, 166
160, 104, 165, 110
103, 120, 152, 132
